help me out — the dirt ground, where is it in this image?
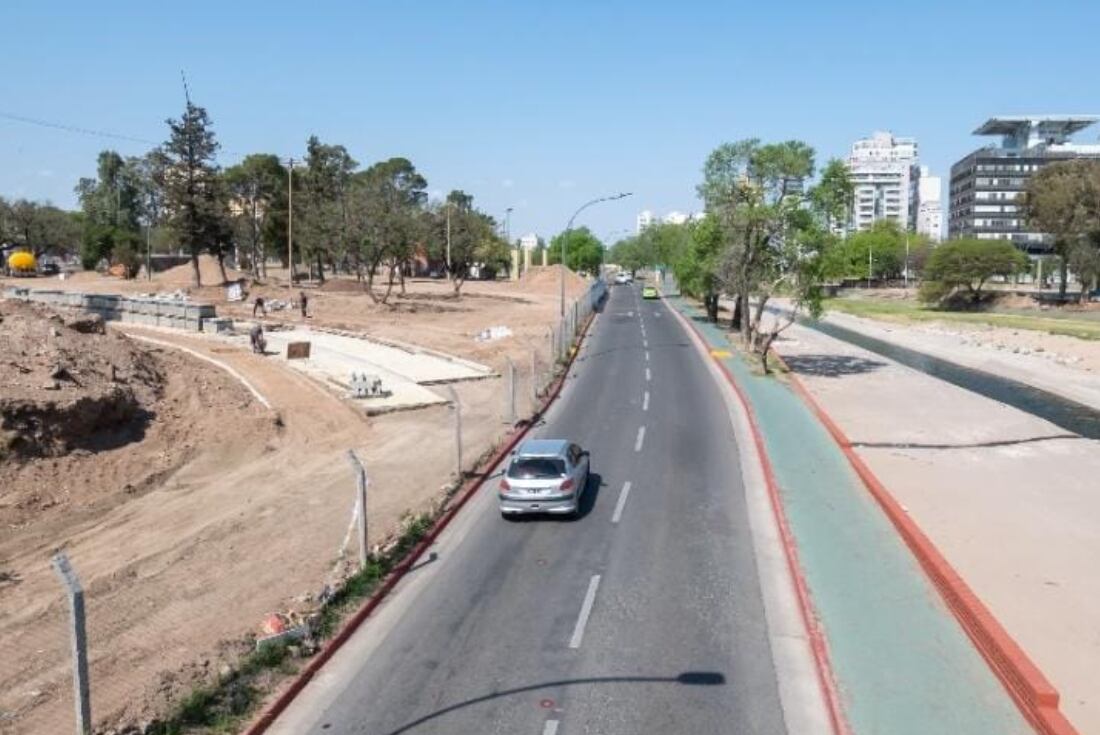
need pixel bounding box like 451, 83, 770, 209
0, 262, 591, 733
773, 321, 1100, 734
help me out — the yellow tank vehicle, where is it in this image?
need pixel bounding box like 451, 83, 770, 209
7, 251, 37, 276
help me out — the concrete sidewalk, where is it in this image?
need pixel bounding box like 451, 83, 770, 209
774, 319, 1099, 734
666, 296, 1032, 735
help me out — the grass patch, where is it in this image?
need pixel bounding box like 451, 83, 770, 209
823, 297, 1100, 341
148, 511, 436, 734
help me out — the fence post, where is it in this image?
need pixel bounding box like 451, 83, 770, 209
446, 385, 462, 478
504, 358, 516, 424
530, 348, 538, 405
51, 553, 91, 735
345, 450, 369, 568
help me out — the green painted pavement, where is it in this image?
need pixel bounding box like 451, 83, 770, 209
666, 294, 1031, 735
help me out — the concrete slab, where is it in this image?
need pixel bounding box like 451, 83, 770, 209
242, 329, 464, 414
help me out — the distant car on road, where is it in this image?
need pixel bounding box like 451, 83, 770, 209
499, 439, 590, 518
642, 285, 659, 299
614, 272, 633, 285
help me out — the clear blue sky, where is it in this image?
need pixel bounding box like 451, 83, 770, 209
3, 0, 1100, 242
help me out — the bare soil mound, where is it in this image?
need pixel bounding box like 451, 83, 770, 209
158, 254, 245, 287
520, 265, 588, 294
0, 300, 164, 460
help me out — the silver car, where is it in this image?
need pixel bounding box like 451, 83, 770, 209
498, 439, 590, 518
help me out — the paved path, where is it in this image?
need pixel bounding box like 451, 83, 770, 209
665, 293, 1033, 735
267, 284, 801, 734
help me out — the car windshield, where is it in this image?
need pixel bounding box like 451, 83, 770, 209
508, 457, 566, 479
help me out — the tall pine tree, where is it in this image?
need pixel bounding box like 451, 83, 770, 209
163, 101, 227, 286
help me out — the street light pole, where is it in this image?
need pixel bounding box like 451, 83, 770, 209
505, 207, 513, 244
559, 193, 632, 317
286, 158, 295, 288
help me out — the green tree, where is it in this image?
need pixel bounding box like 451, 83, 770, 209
224, 154, 287, 279
698, 139, 817, 354
919, 238, 1028, 306
0, 199, 81, 258
1025, 160, 1100, 299
810, 158, 855, 234
424, 190, 506, 296
672, 215, 725, 321
347, 157, 428, 303
298, 136, 357, 283
75, 150, 145, 270
163, 101, 229, 286
548, 227, 603, 274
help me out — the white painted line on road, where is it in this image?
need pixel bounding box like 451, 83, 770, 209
645, 367, 651, 381
643, 391, 650, 411
642, 339, 648, 348
645, 351, 650, 362
611, 481, 633, 524
634, 426, 646, 452
569, 575, 602, 649
542, 721, 560, 735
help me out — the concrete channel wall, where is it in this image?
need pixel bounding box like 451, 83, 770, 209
2, 286, 225, 332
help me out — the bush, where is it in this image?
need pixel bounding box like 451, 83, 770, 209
920, 238, 1027, 307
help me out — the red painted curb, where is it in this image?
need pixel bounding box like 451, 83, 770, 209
668, 303, 850, 735
241, 307, 601, 735
771, 350, 1079, 735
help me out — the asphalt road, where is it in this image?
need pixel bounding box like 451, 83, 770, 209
273, 283, 788, 735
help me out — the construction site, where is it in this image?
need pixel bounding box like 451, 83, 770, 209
0, 258, 592, 734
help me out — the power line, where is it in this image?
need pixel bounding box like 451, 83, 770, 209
0, 109, 253, 161
0, 110, 162, 147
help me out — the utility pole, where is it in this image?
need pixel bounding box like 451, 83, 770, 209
286, 158, 295, 288
52, 553, 91, 735
904, 232, 910, 288
445, 202, 452, 280
505, 207, 513, 244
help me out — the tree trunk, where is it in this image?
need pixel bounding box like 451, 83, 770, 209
1059, 257, 1068, 298
739, 291, 751, 344
217, 253, 228, 285
381, 262, 397, 304
190, 252, 202, 288
751, 294, 769, 349
315, 252, 325, 284
760, 330, 779, 374
730, 296, 742, 331
366, 265, 380, 303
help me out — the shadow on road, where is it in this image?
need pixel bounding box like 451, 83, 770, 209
782, 353, 887, 377
374, 671, 726, 735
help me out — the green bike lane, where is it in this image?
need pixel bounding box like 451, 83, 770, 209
665, 294, 1032, 735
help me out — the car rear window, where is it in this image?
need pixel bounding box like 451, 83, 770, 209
508, 458, 566, 479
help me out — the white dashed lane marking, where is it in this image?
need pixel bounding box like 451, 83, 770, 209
569, 575, 602, 649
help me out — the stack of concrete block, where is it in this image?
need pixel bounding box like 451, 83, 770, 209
3, 287, 217, 333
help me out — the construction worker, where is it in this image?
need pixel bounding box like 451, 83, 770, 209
299, 291, 309, 319
249, 323, 266, 354
252, 296, 266, 317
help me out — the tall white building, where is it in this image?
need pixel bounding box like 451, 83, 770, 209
848, 131, 919, 232
914, 167, 943, 241
519, 233, 539, 250
636, 210, 657, 233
